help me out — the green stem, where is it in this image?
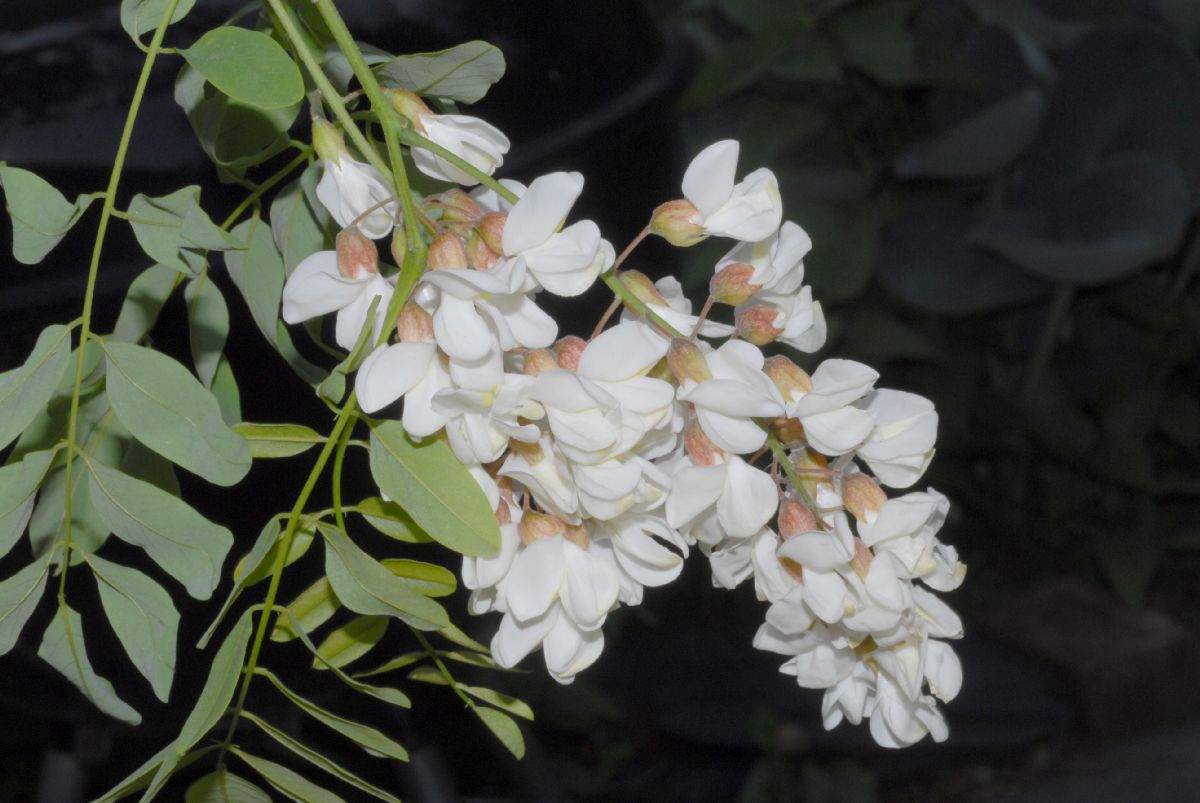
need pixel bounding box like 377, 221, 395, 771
331, 407, 356, 535
59, 0, 182, 597
1020, 283, 1074, 411
766, 434, 827, 529
396, 127, 518, 205
601, 272, 682, 337
412, 629, 474, 708
216, 400, 357, 764
220, 148, 312, 230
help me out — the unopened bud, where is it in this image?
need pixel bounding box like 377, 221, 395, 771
736, 304, 784, 346
710, 263, 761, 306
518, 510, 565, 545
523, 349, 559, 376
667, 338, 712, 384
478, 212, 507, 255
312, 119, 346, 165
842, 473, 886, 523
389, 231, 407, 267
466, 230, 500, 270
436, 189, 483, 225
763, 355, 812, 399
396, 302, 434, 343
427, 231, 468, 270
778, 498, 818, 539
850, 537, 873, 580
554, 336, 587, 372
650, 199, 707, 247
563, 521, 590, 549
620, 270, 667, 306
335, 227, 378, 279
684, 419, 725, 466
384, 88, 432, 131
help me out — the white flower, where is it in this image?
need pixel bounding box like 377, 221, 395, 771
590, 512, 689, 605
856, 389, 938, 488
681, 140, 782, 241
315, 154, 397, 240
355, 342, 452, 434
665, 454, 778, 542
412, 114, 510, 185
676, 340, 785, 454
780, 359, 879, 456
716, 220, 812, 291
281, 250, 393, 351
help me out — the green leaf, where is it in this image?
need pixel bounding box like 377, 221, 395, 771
120, 0, 196, 42
112, 264, 181, 344
0, 553, 52, 655
276, 607, 411, 708
368, 421, 500, 557
182, 27, 304, 111
38, 603, 140, 724
0, 163, 95, 264
271, 576, 340, 642
792, 202, 877, 304
374, 41, 505, 103
85, 552, 179, 702
185, 769, 271, 803
233, 423, 325, 459
86, 457, 233, 599
95, 744, 218, 803
354, 652, 424, 678
29, 453, 113, 566
225, 215, 326, 385
269, 166, 330, 275
0, 324, 72, 451
354, 497, 431, 543
459, 685, 534, 720
211, 354, 242, 425
137, 608, 257, 800
475, 707, 525, 759
437, 622, 490, 652
253, 667, 408, 760
185, 276, 230, 388
104, 340, 251, 486
126, 186, 240, 274
830, 0, 922, 86
0, 449, 54, 556
381, 558, 456, 597
895, 88, 1045, 179
232, 749, 346, 803
236, 520, 315, 587
321, 524, 450, 629
234, 727, 370, 803
314, 614, 389, 670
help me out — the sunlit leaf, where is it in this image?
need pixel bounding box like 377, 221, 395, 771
314, 614, 389, 670
232, 423, 325, 459
271, 576, 339, 643
381, 558, 456, 597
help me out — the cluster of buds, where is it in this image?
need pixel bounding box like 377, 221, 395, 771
281, 103, 965, 747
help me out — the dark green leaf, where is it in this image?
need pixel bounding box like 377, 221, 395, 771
830, 0, 922, 86
374, 41, 505, 103
0, 324, 72, 451
86, 457, 233, 599
368, 421, 500, 557
86, 552, 179, 702
231, 746, 347, 803
793, 202, 877, 304
0, 553, 51, 655
181, 27, 304, 110
232, 423, 325, 459
321, 524, 449, 629
38, 603, 140, 724
120, 0, 196, 42
185, 769, 271, 803
314, 615, 388, 670
253, 667, 408, 760
104, 340, 251, 486
185, 276, 230, 388
0, 163, 95, 264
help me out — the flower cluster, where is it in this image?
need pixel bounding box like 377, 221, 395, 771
282, 103, 965, 748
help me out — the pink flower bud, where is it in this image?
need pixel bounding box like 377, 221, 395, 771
667, 338, 713, 384
466, 230, 501, 270
518, 510, 565, 545
478, 212, 506, 255
778, 498, 819, 539
436, 189, 483, 224
850, 537, 873, 580
619, 270, 668, 306
842, 473, 887, 523
684, 419, 725, 466
523, 348, 560, 376
427, 231, 468, 270
649, 199, 707, 247
384, 88, 433, 132
763, 355, 813, 398
312, 119, 346, 165
554, 336, 587, 372
710, 263, 761, 306
736, 304, 784, 346
335, 227, 378, 279
396, 302, 434, 343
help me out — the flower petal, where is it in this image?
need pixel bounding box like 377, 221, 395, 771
356, 342, 436, 413
281, 251, 366, 324
505, 537, 565, 620
682, 140, 738, 218
502, 171, 584, 255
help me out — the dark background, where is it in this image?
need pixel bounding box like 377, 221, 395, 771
3, 0, 1200, 800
